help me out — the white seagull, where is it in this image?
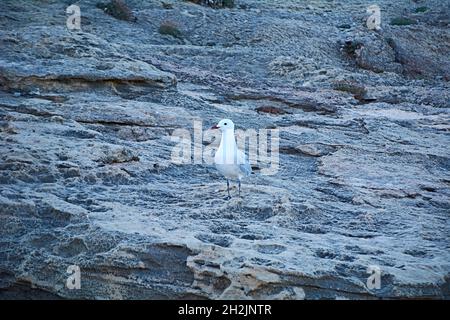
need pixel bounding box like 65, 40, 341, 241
211, 119, 252, 199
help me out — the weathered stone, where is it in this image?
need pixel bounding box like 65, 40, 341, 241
0, 0, 449, 300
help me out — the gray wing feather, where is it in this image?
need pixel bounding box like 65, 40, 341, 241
239, 153, 252, 176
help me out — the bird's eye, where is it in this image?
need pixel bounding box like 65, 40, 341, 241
224, 122, 227, 125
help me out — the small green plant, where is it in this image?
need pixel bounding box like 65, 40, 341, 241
159, 21, 183, 39
390, 17, 417, 26
222, 0, 235, 8
96, 0, 136, 22
415, 6, 428, 13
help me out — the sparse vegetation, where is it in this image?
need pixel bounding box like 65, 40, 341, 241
343, 40, 362, 57
96, 0, 137, 22
161, 2, 173, 9
390, 17, 417, 26
221, 0, 235, 7
333, 81, 367, 101
415, 6, 428, 13
185, 0, 235, 9
158, 20, 183, 39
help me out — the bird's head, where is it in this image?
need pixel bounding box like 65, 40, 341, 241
211, 119, 234, 131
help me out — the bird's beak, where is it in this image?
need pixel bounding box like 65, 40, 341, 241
211, 124, 219, 129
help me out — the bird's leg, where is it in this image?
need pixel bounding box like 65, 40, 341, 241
238, 179, 241, 197
226, 179, 231, 199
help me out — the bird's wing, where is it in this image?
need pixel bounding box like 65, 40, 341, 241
238, 150, 252, 176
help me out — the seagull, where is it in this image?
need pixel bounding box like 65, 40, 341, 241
211, 119, 252, 199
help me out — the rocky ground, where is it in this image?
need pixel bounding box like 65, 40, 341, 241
0, 0, 449, 299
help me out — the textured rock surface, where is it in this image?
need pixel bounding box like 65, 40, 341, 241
0, 0, 449, 299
